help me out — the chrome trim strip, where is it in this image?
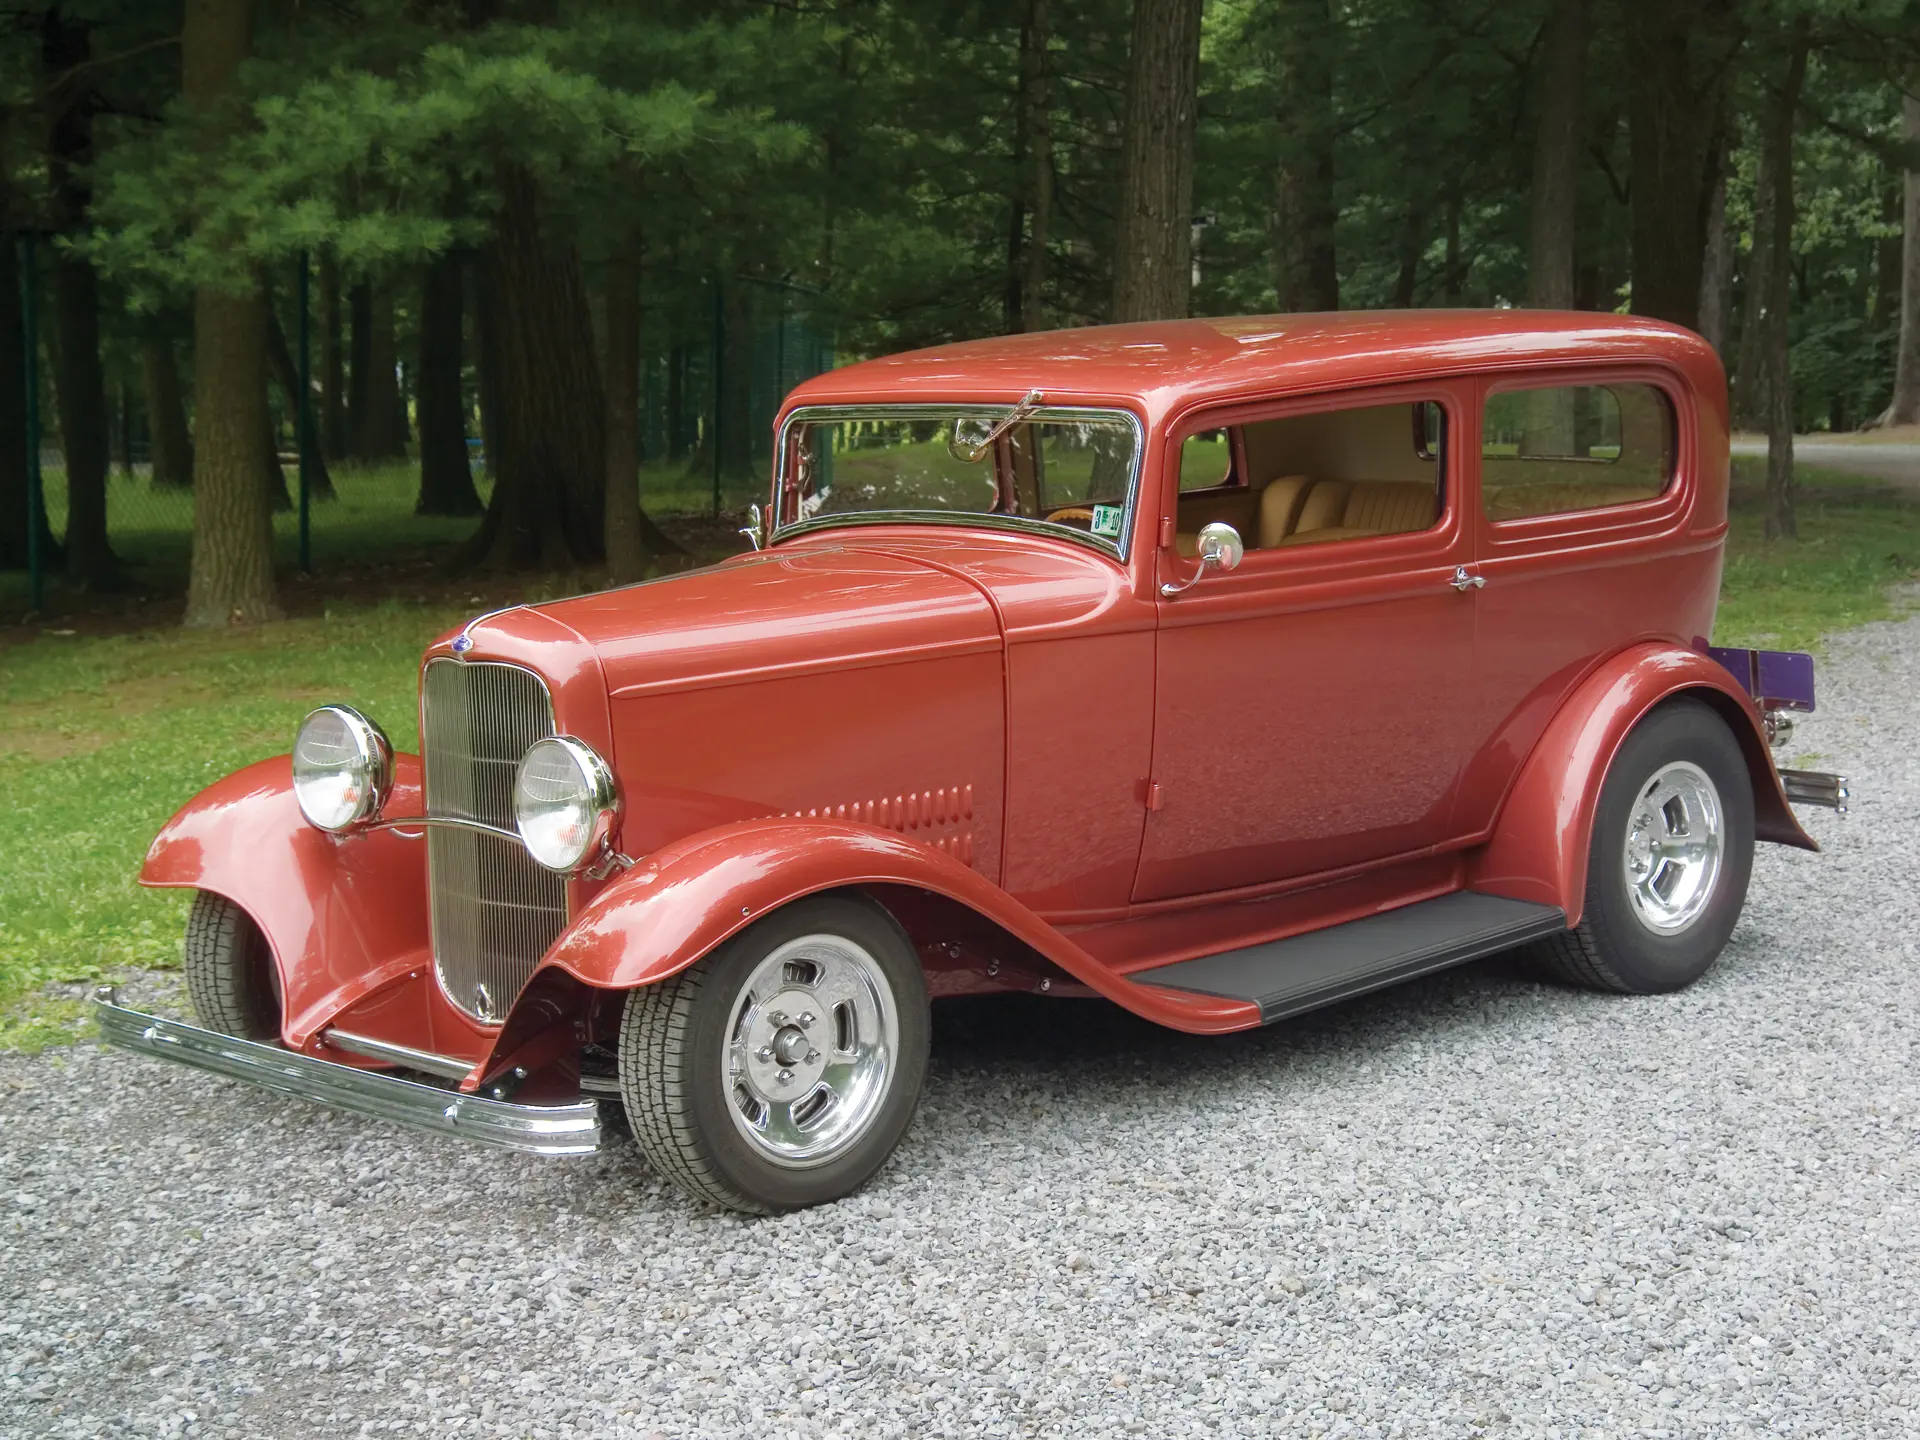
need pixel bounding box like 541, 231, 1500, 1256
771, 403, 1146, 563
321, 1027, 475, 1079
362, 814, 523, 843
1778, 768, 1850, 815
93, 988, 601, 1156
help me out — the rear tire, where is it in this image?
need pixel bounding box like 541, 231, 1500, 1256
1533, 698, 1754, 994
183, 891, 282, 1040
617, 895, 930, 1213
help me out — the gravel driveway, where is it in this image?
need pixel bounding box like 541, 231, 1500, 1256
4, 619, 1915, 1440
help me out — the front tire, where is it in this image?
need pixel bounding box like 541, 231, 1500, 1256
1533, 699, 1755, 994
183, 891, 282, 1040
618, 895, 931, 1213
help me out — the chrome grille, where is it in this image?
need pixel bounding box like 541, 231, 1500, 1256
421, 659, 567, 1023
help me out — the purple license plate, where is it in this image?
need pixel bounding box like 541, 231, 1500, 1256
1708, 645, 1816, 712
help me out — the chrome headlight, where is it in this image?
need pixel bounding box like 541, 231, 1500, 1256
513, 736, 620, 873
292, 705, 393, 832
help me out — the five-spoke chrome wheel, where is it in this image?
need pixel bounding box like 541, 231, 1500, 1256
618, 895, 930, 1212
1534, 699, 1755, 995
1620, 760, 1725, 934
723, 934, 901, 1168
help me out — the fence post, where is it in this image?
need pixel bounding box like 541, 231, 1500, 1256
19, 234, 43, 614
710, 275, 723, 519
297, 251, 312, 572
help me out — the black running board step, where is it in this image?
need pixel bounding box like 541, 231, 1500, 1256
1140, 892, 1567, 1025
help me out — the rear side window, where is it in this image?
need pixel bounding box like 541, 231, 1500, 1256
1178, 429, 1234, 491
1481, 383, 1675, 522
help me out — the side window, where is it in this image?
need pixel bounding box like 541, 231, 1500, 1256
1481, 383, 1675, 522
1178, 429, 1234, 491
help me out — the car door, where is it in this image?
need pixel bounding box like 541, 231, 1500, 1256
1453, 369, 1710, 836
1132, 384, 1486, 904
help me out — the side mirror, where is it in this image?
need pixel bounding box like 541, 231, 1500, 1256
740, 502, 764, 551
1161, 521, 1243, 597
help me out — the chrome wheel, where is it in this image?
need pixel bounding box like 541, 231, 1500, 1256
1620, 760, 1725, 935
723, 933, 901, 1169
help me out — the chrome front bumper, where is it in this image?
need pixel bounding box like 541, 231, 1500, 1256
92, 988, 602, 1156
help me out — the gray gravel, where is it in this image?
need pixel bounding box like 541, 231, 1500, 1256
4, 619, 1916, 1440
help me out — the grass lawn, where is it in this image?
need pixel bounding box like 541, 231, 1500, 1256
1, 452, 1916, 1049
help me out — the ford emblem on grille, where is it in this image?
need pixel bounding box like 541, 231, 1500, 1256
450, 634, 473, 654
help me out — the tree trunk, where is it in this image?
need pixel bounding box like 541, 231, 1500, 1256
350, 280, 405, 461
1109, 0, 1204, 322
1889, 90, 1920, 426
264, 296, 336, 499
472, 260, 500, 480
666, 342, 687, 460
0, 234, 59, 571
1762, 25, 1811, 541
462, 163, 606, 569
51, 252, 115, 587
1697, 154, 1734, 355
142, 331, 194, 490
1020, 0, 1054, 331
261, 391, 291, 513
183, 0, 280, 627
1003, 18, 1033, 333
117, 378, 134, 476
43, 6, 115, 589
320, 250, 347, 459
416, 251, 481, 516
1272, 0, 1338, 312
1731, 146, 1775, 430
347, 277, 370, 459
1527, 0, 1585, 309
1442, 189, 1464, 303
603, 243, 645, 584
1626, 0, 1737, 330
1391, 201, 1425, 307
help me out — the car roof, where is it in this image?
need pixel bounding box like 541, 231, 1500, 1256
783, 310, 1722, 421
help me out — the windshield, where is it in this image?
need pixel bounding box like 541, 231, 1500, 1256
773, 405, 1142, 554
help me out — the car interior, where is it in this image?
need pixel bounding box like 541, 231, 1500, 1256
1172, 400, 1445, 557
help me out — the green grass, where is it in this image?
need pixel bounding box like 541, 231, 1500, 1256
0, 602, 471, 1047
1715, 461, 1920, 650
1, 452, 1915, 1049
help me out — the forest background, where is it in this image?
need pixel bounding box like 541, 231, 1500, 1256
0, 0, 1917, 623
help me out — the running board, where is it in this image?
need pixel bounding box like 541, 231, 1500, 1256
1139, 892, 1567, 1025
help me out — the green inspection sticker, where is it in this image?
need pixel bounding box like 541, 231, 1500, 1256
1090, 504, 1123, 538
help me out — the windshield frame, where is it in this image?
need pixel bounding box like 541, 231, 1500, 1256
770, 403, 1146, 562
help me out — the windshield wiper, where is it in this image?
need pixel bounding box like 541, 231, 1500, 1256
947, 389, 1044, 463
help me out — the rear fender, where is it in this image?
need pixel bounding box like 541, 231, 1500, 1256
139, 755, 434, 1046
538, 819, 1259, 1035
1470, 643, 1814, 926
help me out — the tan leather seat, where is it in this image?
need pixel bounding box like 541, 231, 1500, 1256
1291, 478, 1436, 541
1291, 480, 1352, 535
1255, 475, 1313, 548
1343, 479, 1437, 534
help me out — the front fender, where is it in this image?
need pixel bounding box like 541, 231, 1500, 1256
1469, 643, 1815, 926
139, 755, 433, 1046
538, 818, 1260, 1035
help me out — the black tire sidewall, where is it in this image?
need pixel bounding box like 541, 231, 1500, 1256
681, 896, 930, 1210
184, 891, 282, 1040
1584, 700, 1755, 992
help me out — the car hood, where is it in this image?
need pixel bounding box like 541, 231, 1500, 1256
525, 542, 1003, 699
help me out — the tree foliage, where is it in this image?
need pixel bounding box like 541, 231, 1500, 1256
2, 0, 1918, 608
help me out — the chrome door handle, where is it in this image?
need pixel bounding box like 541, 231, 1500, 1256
1450, 565, 1485, 592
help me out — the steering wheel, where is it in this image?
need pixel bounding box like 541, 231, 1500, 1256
1047, 506, 1096, 526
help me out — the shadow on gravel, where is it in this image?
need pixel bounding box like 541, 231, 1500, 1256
928, 948, 1559, 1090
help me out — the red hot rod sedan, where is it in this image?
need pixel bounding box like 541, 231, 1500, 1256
97, 312, 1848, 1212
